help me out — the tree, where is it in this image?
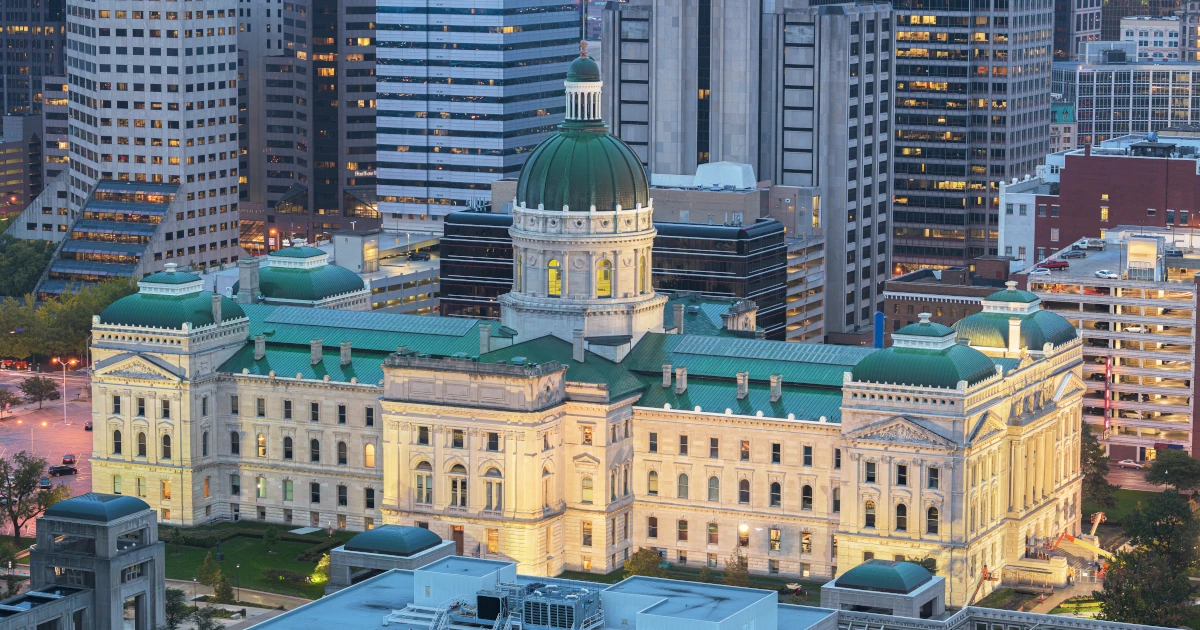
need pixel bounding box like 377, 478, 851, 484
190, 608, 222, 630
0, 541, 19, 599
1122, 489, 1200, 569
723, 548, 750, 587
196, 552, 222, 587
262, 526, 280, 554
0, 451, 68, 545
1145, 449, 1200, 492
212, 574, 235, 604
623, 547, 668, 579
697, 564, 716, 584
1097, 548, 1191, 626
160, 588, 190, 630
17, 376, 58, 409
0, 236, 54, 298
1080, 422, 1118, 508
312, 553, 332, 585
0, 390, 19, 418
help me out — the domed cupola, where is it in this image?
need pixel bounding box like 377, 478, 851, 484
953, 281, 1077, 356
98, 263, 246, 330
851, 313, 999, 390
231, 239, 369, 310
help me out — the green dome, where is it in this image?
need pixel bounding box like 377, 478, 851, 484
953, 310, 1077, 350
835, 560, 933, 594
344, 525, 442, 557
233, 264, 364, 303
99, 291, 245, 329
44, 493, 150, 523
566, 55, 600, 82
270, 245, 325, 259
852, 344, 997, 389
140, 269, 201, 285
895, 320, 955, 338
985, 287, 1039, 303
516, 124, 650, 212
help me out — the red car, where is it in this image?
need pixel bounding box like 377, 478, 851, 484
1037, 260, 1070, 270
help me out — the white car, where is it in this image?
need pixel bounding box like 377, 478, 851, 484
1115, 459, 1144, 470
1029, 267, 1052, 276
1094, 270, 1119, 279
1124, 325, 1145, 333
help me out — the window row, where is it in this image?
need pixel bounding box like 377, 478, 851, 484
412, 461, 507, 511
111, 430, 171, 459
228, 474, 376, 509
640, 474, 838, 511
644, 434, 840, 468
862, 501, 940, 534
233, 395, 375, 427
229, 432, 375, 467
110, 394, 173, 419
863, 461, 941, 489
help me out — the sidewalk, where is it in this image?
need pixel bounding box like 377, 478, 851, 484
1024, 582, 1100, 614
165, 579, 312, 611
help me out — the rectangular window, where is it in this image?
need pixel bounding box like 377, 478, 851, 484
310, 402, 319, 422
338, 485, 348, 506
283, 399, 292, 420
113, 395, 122, 414
866, 461, 877, 483
230, 395, 238, 415
649, 432, 658, 453
135, 397, 144, 416
709, 438, 719, 458
769, 527, 781, 551
487, 529, 499, 554
256, 477, 266, 499
582, 521, 593, 547
648, 517, 658, 538
803, 445, 813, 466
739, 440, 750, 461
337, 404, 347, 425
928, 467, 940, 489
801, 532, 813, 554
834, 448, 841, 469
1050, 228, 1060, 242
161, 480, 171, 500
452, 429, 464, 448
707, 523, 719, 545
201, 396, 209, 417
487, 432, 499, 451
772, 443, 782, 464
284, 480, 293, 501
679, 435, 688, 455
897, 464, 908, 486
365, 407, 375, 427
310, 483, 321, 503
418, 426, 430, 445
256, 397, 265, 417
677, 520, 688, 541
160, 399, 171, 419
1037, 204, 1047, 217
581, 426, 593, 445
230, 475, 240, 495
203, 476, 210, 498
1100, 206, 1109, 221
1051, 205, 1060, 218
366, 488, 375, 509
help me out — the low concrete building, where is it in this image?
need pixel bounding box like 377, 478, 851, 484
820, 560, 944, 618
325, 525, 455, 595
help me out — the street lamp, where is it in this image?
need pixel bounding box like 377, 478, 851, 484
50, 357, 77, 427
235, 564, 241, 601
193, 577, 198, 607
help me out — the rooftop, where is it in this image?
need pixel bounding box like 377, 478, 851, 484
1016, 231, 1200, 285
42, 493, 150, 523
607, 576, 775, 622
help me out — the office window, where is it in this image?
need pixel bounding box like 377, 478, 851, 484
707, 476, 720, 502
364, 444, 376, 468
1100, 206, 1109, 221
803, 445, 813, 466
866, 461, 876, 483
256, 433, 266, 457
452, 429, 464, 448
769, 527, 781, 551
310, 482, 320, 503
928, 467, 940, 489
833, 487, 841, 512
582, 521, 593, 547
284, 480, 293, 501
677, 474, 689, 499
338, 485, 348, 506
337, 442, 348, 465
310, 402, 319, 422
581, 477, 594, 503
677, 520, 688, 541
1050, 228, 1059, 242
283, 437, 293, 460
709, 438, 719, 458
418, 426, 429, 445
256, 477, 267, 499
738, 526, 749, 547
581, 426, 593, 445
365, 407, 375, 427
738, 479, 750, 504
137, 432, 147, 457
864, 501, 876, 528
896, 504, 908, 531
283, 399, 292, 419
229, 395, 239, 415
679, 435, 688, 455
897, 464, 908, 486
769, 482, 781, 507
113, 430, 123, 455
927, 507, 940, 534
802, 485, 813, 510
834, 448, 841, 469
256, 397, 265, 417
802, 532, 813, 554
230, 432, 240, 455
649, 432, 658, 453
160, 435, 172, 459
113, 395, 122, 414
739, 440, 750, 461
707, 522, 719, 545
230, 475, 240, 495
487, 529, 499, 554
772, 443, 782, 464
310, 439, 320, 463
487, 432, 500, 451
648, 471, 659, 496
160, 399, 171, 419
648, 516, 658, 538
113, 475, 122, 495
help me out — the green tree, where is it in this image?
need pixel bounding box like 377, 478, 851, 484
0, 236, 54, 298
723, 548, 750, 587
212, 574, 235, 604
160, 588, 191, 630
1122, 489, 1200, 570
196, 552, 222, 587
697, 564, 716, 584
623, 547, 668, 579
18, 376, 58, 409
1097, 548, 1191, 626
262, 526, 280, 553
0, 390, 20, 418
0, 451, 69, 545
0, 541, 19, 599
1081, 422, 1118, 508
190, 608, 222, 630
312, 553, 331, 585
1145, 449, 1200, 492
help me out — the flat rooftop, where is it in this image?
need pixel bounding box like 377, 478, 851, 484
607, 576, 774, 622
252, 570, 415, 630
1019, 232, 1200, 286
418, 556, 510, 578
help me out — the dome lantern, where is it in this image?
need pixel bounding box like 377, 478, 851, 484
565, 42, 602, 122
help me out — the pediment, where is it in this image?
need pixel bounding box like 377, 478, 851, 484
845, 416, 956, 449
968, 411, 1008, 445
572, 452, 602, 467
94, 353, 183, 382
1053, 371, 1087, 402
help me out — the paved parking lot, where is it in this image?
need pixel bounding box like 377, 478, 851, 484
0, 371, 94, 503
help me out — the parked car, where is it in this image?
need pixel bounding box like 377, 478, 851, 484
1029, 267, 1052, 276
61, 454, 76, 466
1038, 260, 1070, 270
84, 421, 92, 431
37, 477, 51, 490
1094, 270, 1119, 279
408, 251, 431, 261
1083, 238, 1107, 250
1124, 325, 1146, 333
1166, 249, 1184, 257
47, 465, 77, 477
1061, 250, 1087, 259
1115, 459, 1144, 470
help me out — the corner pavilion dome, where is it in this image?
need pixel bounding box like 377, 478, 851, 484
44, 493, 150, 523
99, 263, 245, 330
953, 282, 1077, 351
852, 313, 998, 389
343, 525, 442, 557
232, 242, 365, 303
515, 50, 649, 213
834, 560, 934, 594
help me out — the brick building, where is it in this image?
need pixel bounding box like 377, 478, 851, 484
881, 257, 1013, 344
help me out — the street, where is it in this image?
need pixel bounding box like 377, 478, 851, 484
1107, 467, 1158, 492
0, 371, 94, 501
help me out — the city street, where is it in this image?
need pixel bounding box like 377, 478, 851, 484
1107, 467, 1158, 492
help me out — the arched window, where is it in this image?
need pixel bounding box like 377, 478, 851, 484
547, 259, 562, 297
677, 474, 689, 499
283, 437, 293, 460
864, 501, 877, 528
708, 476, 720, 502
927, 507, 940, 534
770, 482, 782, 507
113, 430, 122, 455
610, 471, 617, 501
542, 466, 553, 508
337, 441, 348, 465
230, 432, 240, 456
648, 471, 659, 495
484, 467, 503, 511
256, 433, 266, 457
310, 439, 320, 463
896, 503, 908, 531
802, 485, 813, 511
581, 476, 594, 503
160, 434, 172, 460
364, 443, 376, 468
450, 464, 468, 507
202, 431, 209, 457
137, 432, 147, 457
738, 479, 751, 504
415, 461, 433, 504
596, 260, 612, 297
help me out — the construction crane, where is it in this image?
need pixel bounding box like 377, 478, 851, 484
1089, 512, 1107, 537
967, 566, 999, 606
1046, 532, 1114, 578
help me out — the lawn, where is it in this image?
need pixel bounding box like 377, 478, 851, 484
975, 588, 1039, 611
1083, 488, 1159, 525
560, 565, 825, 604
1050, 596, 1102, 615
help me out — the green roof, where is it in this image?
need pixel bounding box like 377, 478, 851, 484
140, 269, 201, 285
895, 320, 954, 338
516, 122, 649, 212
344, 525, 443, 557
241, 305, 486, 357
220, 343, 389, 385
662, 295, 750, 338
636, 376, 845, 423
984, 287, 1039, 303
270, 245, 325, 259
43, 493, 150, 522
233, 264, 365, 303
566, 55, 601, 82
479, 336, 646, 402
835, 560, 934, 594
851, 344, 997, 389
953, 310, 1077, 350
99, 292, 246, 329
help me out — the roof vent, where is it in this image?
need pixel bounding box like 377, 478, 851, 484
511, 357, 527, 366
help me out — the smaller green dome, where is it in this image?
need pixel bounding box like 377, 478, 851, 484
270, 245, 325, 259
99, 292, 246, 329
984, 286, 1039, 303
895, 320, 955, 338
141, 269, 201, 285
954, 310, 1077, 350
566, 55, 600, 82
44, 493, 150, 523
233, 264, 364, 303
852, 344, 997, 389
344, 525, 442, 557
835, 560, 933, 594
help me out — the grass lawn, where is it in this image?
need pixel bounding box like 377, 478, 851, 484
1050, 597, 1102, 615
560, 565, 824, 604
1083, 488, 1159, 525
974, 588, 1038, 611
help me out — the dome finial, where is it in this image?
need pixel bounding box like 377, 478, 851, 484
1005, 280, 1017, 291
579, 40, 589, 58
918, 312, 932, 324
164, 262, 177, 274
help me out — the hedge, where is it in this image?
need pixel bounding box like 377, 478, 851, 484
262, 569, 311, 585
160, 526, 341, 564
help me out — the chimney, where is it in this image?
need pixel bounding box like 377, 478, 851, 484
310, 339, 322, 365
736, 372, 749, 400
673, 303, 685, 334
480, 323, 491, 355
770, 374, 782, 403
1008, 317, 1022, 354
662, 364, 673, 388
340, 341, 352, 366
236, 257, 261, 305
572, 329, 585, 363
675, 367, 688, 394
254, 335, 265, 360
211, 294, 222, 324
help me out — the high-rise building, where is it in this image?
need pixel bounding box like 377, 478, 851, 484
374, 0, 580, 233
891, 0, 1053, 271
1121, 15, 1182, 60
602, 0, 892, 342
1054, 0, 1101, 59
237, 0, 379, 249
0, 0, 65, 115
1103, 0, 1178, 42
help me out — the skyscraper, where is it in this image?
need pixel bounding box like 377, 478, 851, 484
0, 0, 65, 115
374, 0, 580, 233
602, 0, 893, 342
890, 0, 1053, 270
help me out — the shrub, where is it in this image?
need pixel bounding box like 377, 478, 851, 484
262, 569, 311, 585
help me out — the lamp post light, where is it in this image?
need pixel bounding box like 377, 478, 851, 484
236, 564, 241, 601
50, 357, 77, 426
192, 577, 198, 607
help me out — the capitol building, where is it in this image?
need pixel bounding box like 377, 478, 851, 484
88, 53, 1084, 607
